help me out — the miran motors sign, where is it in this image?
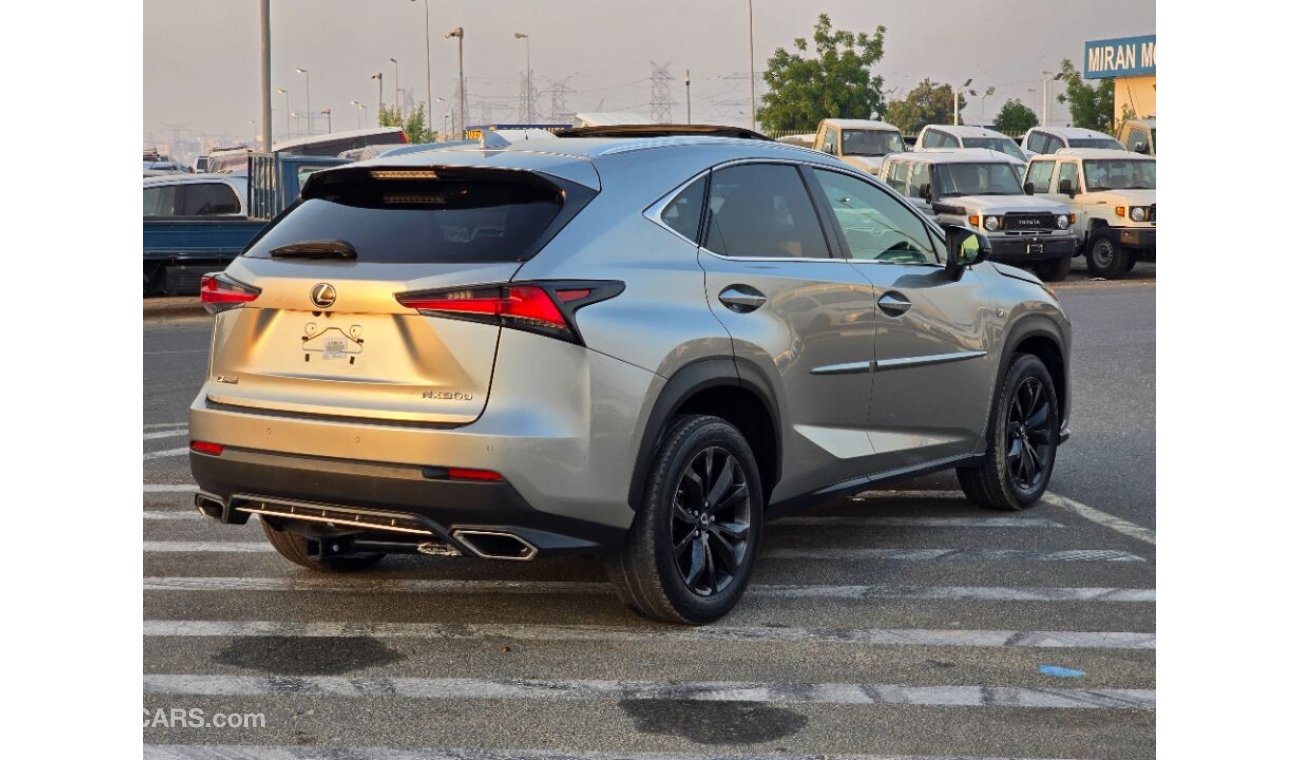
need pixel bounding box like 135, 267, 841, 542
1084, 35, 1156, 79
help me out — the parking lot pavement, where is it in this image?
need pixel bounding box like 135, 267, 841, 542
143, 282, 1155, 759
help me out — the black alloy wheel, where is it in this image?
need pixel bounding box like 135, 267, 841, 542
669, 446, 753, 597
1005, 374, 1053, 493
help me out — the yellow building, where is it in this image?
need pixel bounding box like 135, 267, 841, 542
1084, 35, 1156, 123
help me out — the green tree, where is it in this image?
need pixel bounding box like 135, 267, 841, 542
757, 13, 887, 132
884, 78, 966, 134
1055, 59, 1115, 133
992, 98, 1038, 134
379, 102, 437, 143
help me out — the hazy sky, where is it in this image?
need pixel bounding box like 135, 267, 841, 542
144, 0, 1155, 146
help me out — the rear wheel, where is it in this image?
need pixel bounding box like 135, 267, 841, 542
607, 415, 763, 624
1085, 233, 1129, 278
958, 353, 1059, 511
1034, 255, 1073, 282
260, 518, 386, 572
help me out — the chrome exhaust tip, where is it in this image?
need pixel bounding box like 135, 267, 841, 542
194, 492, 225, 520
451, 529, 539, 561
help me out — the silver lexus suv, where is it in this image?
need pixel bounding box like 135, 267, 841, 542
190, 135, 1071, 624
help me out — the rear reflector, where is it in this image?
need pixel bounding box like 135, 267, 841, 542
200, 273, 260, 314
190, 440, 224, 456
447, 467, 504, 482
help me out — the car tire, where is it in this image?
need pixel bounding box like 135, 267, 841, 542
957, 353, 1060, 511
1085, 233, 1129, 278
260, 518, 386, 572
607, 414, 764, 624
1035, 256, 1073, 282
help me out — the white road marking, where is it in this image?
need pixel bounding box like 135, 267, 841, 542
764, 548, 1145, 562
143, 422, 188, 430
146, 542, 268, 553
144, 349, 209, 355
144, 447, 190, 461
143, 576, 1156, 602
144, 485, 197, 493
143, 430, 188, 441
142, 673, 1154, 709
777, 515, 1062, 528
142, 619, 1155, 649
144, 746, 1092, 760
143, 511, 199, 520
1041, 491, 1156, 545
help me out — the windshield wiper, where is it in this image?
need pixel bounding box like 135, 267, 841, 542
269, 240, 358, 260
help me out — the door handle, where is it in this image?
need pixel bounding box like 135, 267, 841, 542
718, 285, 767, 313
878, 291, 912, 317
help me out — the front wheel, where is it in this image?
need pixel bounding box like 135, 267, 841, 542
607, 415, 764, 624
958, 353, 1060, 511
1085, 233, 1129, 278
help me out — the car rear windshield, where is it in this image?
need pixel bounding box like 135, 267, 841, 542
245, 170, 565, 264
1070, 137, 1125, 150
963, 137, 1027, 161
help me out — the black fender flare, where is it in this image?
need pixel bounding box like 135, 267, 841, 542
625, 357, 784, 511
982, 314, 1070, 444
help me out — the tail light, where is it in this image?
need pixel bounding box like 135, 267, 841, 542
395, 281, 623, 344
190, 440, 224, 456
200, 273, 261, 314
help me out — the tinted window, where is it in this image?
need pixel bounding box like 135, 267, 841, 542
884, 161, 909, 192
906, 163, 931, 197
143, 185, 178, 216
1043, 135, 1066, 154
246, 175, 564, 263
810, 168, 938, 265
1026, 132, 1047, 154
1056, 162, 1078, 193
1025, 161, 1054, 194
1071, 137, 1125, 151
181, 183, 241, 215
921, 130, 943, 149
661, 177, 705, 242
705, 164, 830, 259
842, 129, 906, 156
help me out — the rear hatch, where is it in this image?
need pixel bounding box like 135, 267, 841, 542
205, 164, 585, 425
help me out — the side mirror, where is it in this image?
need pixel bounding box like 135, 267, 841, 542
943, 224, 991, 279
1024, 181, 1036, 195
919, 183, 932, 203
1059, 178, 1075, 198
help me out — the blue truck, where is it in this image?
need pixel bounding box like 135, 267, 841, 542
143, 153, 350, 295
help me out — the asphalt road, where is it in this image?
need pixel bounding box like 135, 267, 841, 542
143, 272, 1156, 759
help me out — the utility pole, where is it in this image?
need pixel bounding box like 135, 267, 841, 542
390, 58, 400, 118
296, 68, 311, 134
351, 100, 367, 129
685, 69, 692, 124
259, 0, 272, 151
321, 108, 332, 133
372, 71, 384, 115
415, 0, 432, 128
954, 78, 972, 126
514, 33, 533, 122
446, 27, 465, 137
276, 87, 291, 137
1041, 71, 1062, 126
747, 0, 757, 130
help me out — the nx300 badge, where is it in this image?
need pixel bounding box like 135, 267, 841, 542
422, 390, 473, 401
310, 283, 337, 308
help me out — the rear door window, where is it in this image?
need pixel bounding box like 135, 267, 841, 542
704, 163, 831, 259
143, 185, 178, 216
245, 170, 567, 263
180, 183, 241, 215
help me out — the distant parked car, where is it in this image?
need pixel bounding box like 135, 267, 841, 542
1024, 148, 1155, 278
143, 174, 248, 217
882, 149, 1075, 281
1021, 126, 1123, 157
812, 118, 907, 175
1117, 118, 1156, 156
916, 125, 1028, 162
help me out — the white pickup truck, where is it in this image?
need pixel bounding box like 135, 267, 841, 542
811, 118, 906, 175
880, 149, 1077, 281
1023, 148, 1155, 278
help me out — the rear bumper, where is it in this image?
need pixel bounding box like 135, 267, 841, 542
191, 446, 626, 555
988, 234, 1076, 262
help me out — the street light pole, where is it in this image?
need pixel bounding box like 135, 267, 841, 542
446, 27, 465, 137
980, 86, 995, 127
259, 0, 272, 151
296, 68, 311, 135
321, 108, 332, 133
685, 69, 692, 124
390, 58, 400, 118
350, 100, 367, 129
514, 33, 531, 122
372, 72, 384, 115
414, 0, 432, 129
747, 0, 756, 130
276, 87, 291, 137
1041, 71, 1063, 126
954, 78, 972, 125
